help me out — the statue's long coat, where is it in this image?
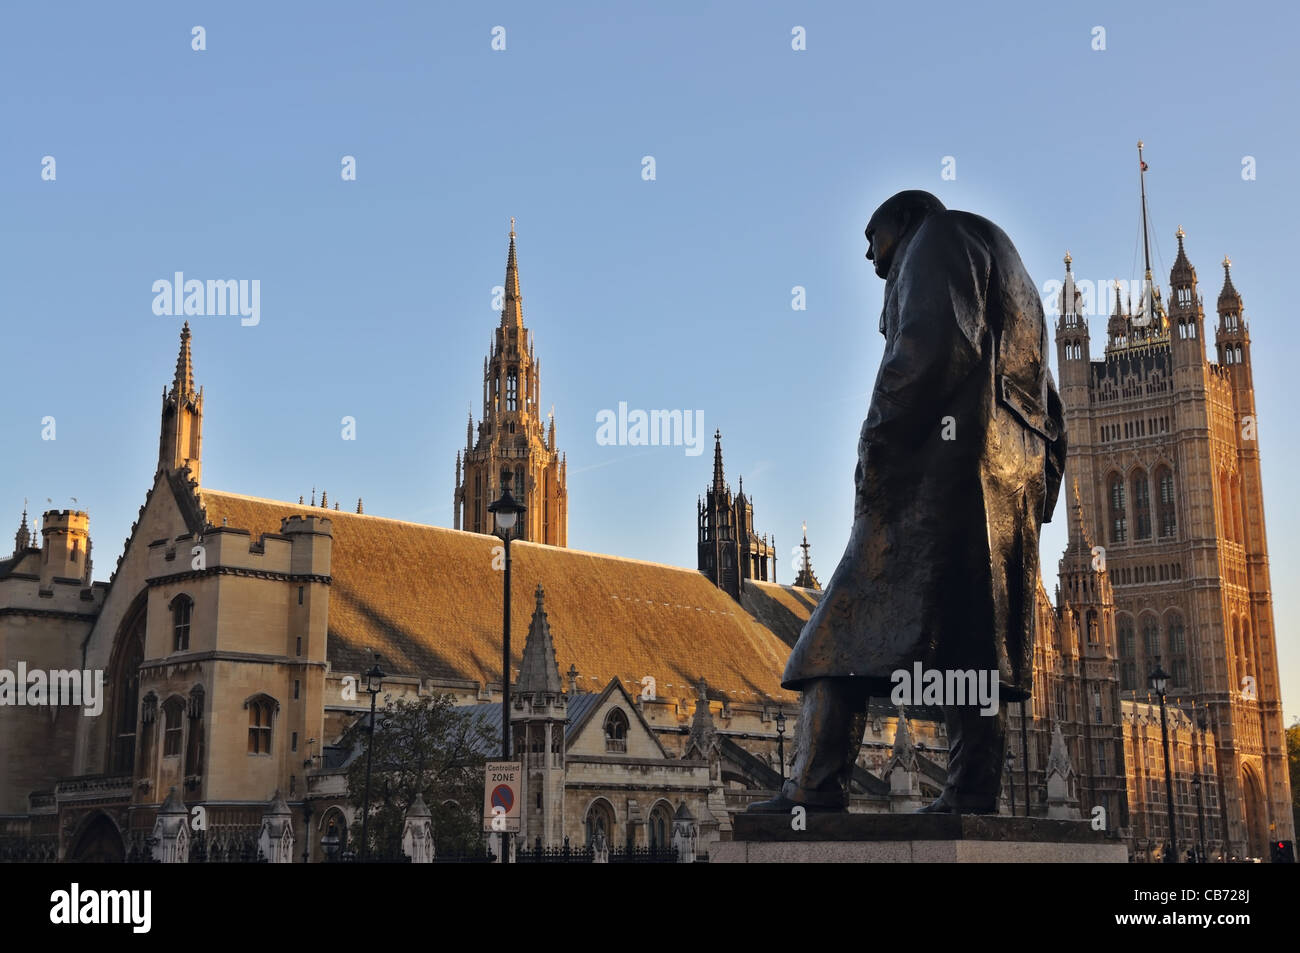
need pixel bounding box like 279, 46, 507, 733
783, 210, 1067, 701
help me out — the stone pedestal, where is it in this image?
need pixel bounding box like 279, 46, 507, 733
712, 813, 1127, 863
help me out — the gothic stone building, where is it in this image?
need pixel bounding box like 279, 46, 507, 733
1052, 220, 1291, 857
1, 204, 1290, 862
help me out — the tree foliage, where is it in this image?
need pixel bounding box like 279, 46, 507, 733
1287, 721, 1300, 841
341, 693, 496, 857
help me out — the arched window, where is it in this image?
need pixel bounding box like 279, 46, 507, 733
172, 595, 193, 652
1117, 616, 1135, 658
245, 695, 278, 754
161, 696, 186, 758
1166, 614, 1186, 654
506, 368, 518, 411
319, 808, 349, 862
185, 686, 205, 778
1156, 467, 1176, 537
1141, 616, 1160, 658
1218, 474, 1233, 541
603, 708, 628, 753
1240, 618, 1254, 681
1229, 473, 1243, 542
1108, 474, 1127, 544
1167, 613, 1188, 688
1131, 469, 1152, 540
584, 799, 616, 848
1121, 663, 1136, 692
108, 599, 146, 775
648, 802, 673, 851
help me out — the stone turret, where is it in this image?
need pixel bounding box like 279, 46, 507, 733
511, 584, 567, 847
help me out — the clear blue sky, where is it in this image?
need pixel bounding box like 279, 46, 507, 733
3, 1, 1296, 721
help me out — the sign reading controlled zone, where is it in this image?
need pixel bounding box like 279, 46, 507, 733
482, 761, 522, 833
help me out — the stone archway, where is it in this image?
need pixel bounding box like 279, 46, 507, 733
68, 812, 125, 863
1241, 765, 1269, 860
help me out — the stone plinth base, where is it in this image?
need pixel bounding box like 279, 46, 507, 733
712, 813, 1127, 863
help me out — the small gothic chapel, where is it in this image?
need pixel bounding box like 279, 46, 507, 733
454, 221, 568, 545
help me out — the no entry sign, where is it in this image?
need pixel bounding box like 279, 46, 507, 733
482, 761, 521, 832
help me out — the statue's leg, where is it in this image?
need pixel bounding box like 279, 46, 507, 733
782, 678, 867, 809
936, 702, 1007, 813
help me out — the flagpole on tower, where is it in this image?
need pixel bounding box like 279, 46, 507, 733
1136, 140, 1163, 329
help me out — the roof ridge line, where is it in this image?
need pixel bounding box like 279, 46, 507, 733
200, 487, 725, 579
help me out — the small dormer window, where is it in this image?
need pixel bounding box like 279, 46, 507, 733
604, 708, 628, 753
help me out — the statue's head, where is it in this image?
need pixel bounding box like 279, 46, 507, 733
865, 190, 946, 278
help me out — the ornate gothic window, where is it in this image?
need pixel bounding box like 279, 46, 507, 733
506, 369, 518, 411
648, 803, 673, 851
1156, 468, 1176, 537
172, 595, 193, 652
1141, 616, 1160, 658
1108, 474, 1127, 544
1167, 614, 1186, 654
1166, 613, 1188, 689
246, 695, 278, 754
603, 708, 628, 753
1117, 616, 1135, 657
185, 686, 205, 778
1131, 470, 1152, 540
162, 696, 185, 757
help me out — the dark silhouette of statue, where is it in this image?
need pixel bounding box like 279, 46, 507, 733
751, 190, 1066, 815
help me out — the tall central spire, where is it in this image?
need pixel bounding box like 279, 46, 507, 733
503, 216, 523, 328
454, 221, 568, 546
173, 321, 195, 396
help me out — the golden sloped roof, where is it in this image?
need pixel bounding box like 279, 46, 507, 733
740, 579, 821, 649
199, 490, 796, 703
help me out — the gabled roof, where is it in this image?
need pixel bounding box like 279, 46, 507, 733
565, 677, 670, 759
453, 687, 618, 754
198, 490, 796, 703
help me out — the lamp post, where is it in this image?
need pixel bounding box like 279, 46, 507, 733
1006, 750, 1017, 816
487, 469, 525, 865
775, 710, 787, 786
1148, 662, 1178, 863
359, 655, 385, 862
1193, 710, 1208, 863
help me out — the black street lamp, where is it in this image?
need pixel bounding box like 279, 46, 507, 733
1005, 750, 1017, 816
775, 710, 787, 785
359, 655, 385, 862
301, 800, 312, 864
487, 469, 525, 865
1193, 710, 1209, 863
1147, 662, 1178, 863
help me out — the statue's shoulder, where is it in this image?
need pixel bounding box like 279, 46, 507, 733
905, 210, 996, 267
930, 209, 1006, 246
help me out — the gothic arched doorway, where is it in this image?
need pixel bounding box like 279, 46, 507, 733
68, 813, 125, 862
1241, 765, 1269, 860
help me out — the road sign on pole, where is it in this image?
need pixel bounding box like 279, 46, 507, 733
483, 761, 522, 833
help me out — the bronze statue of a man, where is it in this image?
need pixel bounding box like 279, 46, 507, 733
752, 190, 1066, 814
